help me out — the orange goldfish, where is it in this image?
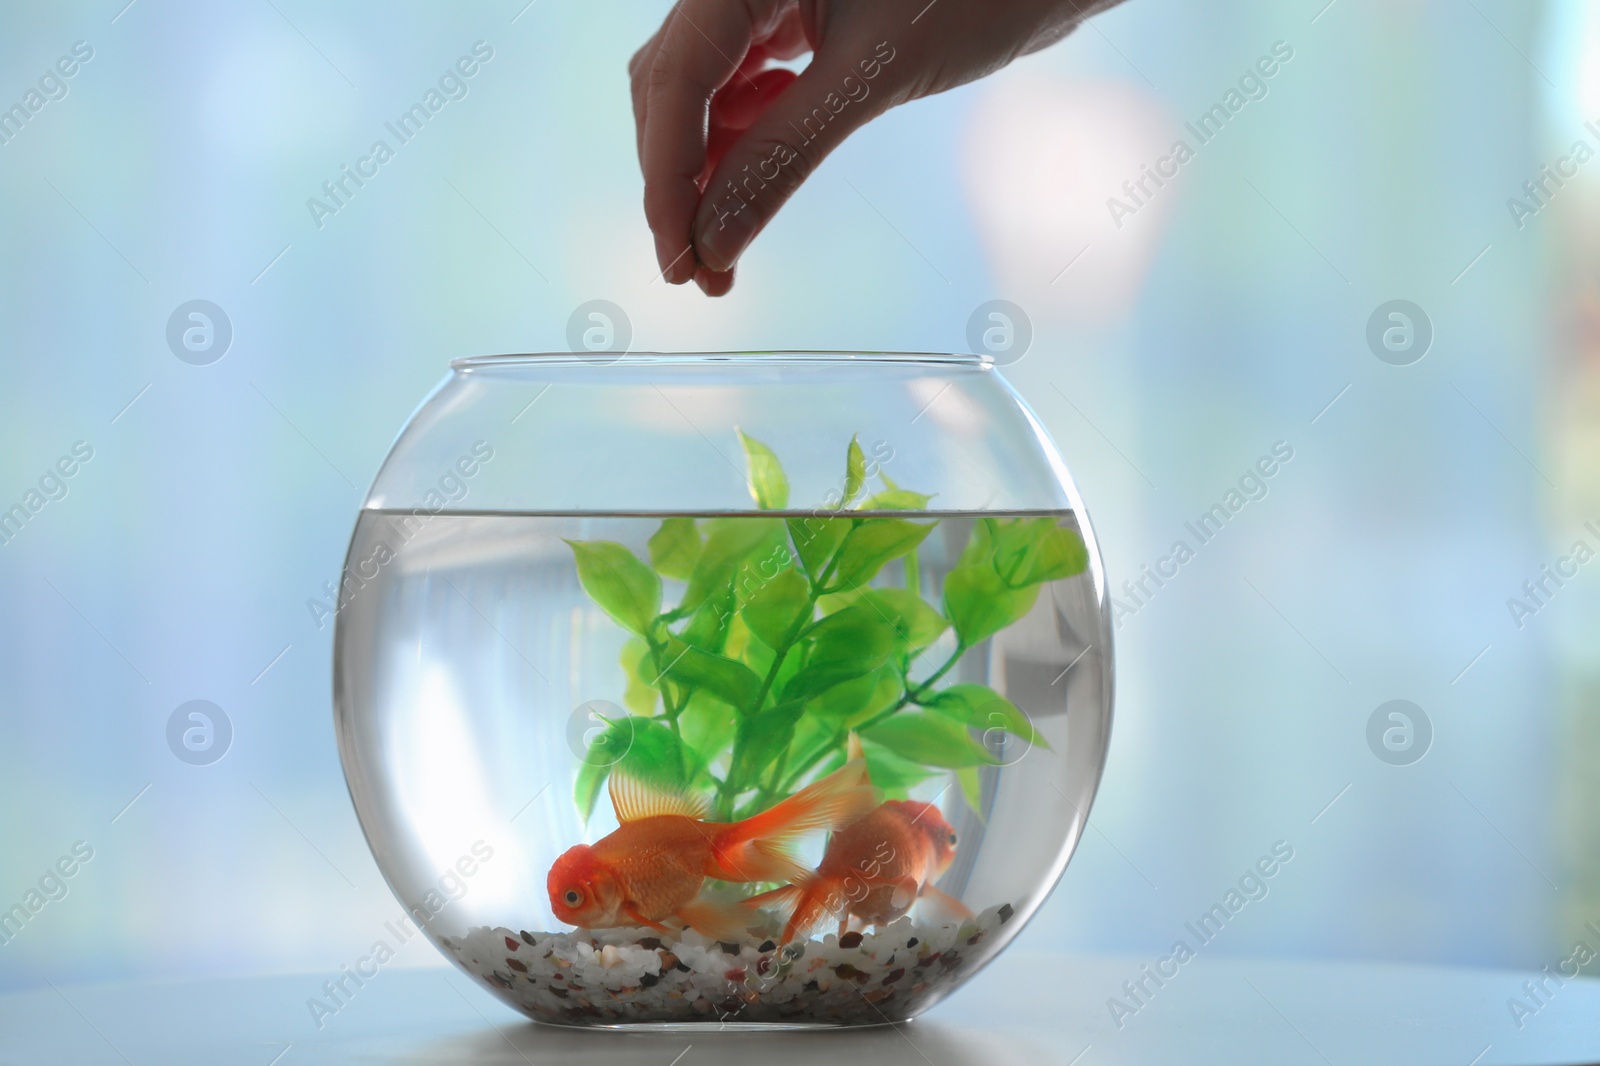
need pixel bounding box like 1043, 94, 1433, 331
748, 798, 970, 944
548, 760, 872, 940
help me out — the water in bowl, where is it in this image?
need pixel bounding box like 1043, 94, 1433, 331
334, 508, 1105, 1025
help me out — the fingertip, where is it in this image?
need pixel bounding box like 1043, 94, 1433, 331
645, 176, 702, 283
695, 263, 736, 297
653, 233, 695, 284
695, 203, 756, 275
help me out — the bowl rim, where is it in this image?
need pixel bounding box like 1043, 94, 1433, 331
450, 350, 991, 370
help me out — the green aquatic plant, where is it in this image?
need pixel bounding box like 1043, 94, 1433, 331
567, 432, 1089, 823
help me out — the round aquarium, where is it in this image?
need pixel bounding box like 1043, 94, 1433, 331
333, 352, 1113, 1028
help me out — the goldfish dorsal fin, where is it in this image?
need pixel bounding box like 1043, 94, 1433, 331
609, 772, 709, 823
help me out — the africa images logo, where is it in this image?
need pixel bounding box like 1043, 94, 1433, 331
305, 42, 494, 229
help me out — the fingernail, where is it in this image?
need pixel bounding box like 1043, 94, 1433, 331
695, 206, 755, 275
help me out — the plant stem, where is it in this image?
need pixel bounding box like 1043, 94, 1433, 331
763, 746, 791, 799
715, 522, 857, 818
776, 637, 967, 795
643, 627, 691, 782
857, 639, 967, 734
907, 639, 967, 701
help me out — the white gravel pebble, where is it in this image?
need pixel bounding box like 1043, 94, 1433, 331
439, 901, 1019, 1025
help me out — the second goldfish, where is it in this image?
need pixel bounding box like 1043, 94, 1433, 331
747, 798, 970, 943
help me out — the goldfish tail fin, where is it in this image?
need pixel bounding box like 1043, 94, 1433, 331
779, 876, 841, 945
740, 883, 802, 914
749, 839, 811, 888
676, 895, 757, 943
736, 883, 803, 939
709, 758, 874, 884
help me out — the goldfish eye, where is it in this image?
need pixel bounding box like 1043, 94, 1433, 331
564, 889, 582, 906
947, 832, 958, 846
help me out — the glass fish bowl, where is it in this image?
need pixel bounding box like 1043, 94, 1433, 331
333, 352, 1113, 1028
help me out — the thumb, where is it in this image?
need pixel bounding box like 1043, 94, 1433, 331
692, 39, 903, 273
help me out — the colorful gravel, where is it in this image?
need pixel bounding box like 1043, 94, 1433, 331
441, 901, 1017, 1026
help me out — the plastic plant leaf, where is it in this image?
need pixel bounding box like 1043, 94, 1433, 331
943, 563, 1041, 645
770, 639, 804, 699
856, 488, 934, 511
682, 518, 782, 612
844, 436, 867, 504
741, 568, 812, 650
559, 431, 1072, 826
619, 638, 659, 716
785, 716, 834, 765
729, 700, 808, 784
981, 518, 1089, 588
729, 530, 794, 610
737, 428, 789, 510
807, 665, 902, 722
858, 588, 949, 651
679, 688, 737, 763
787, 515, 850, 579
574, 756, 609, 824
987, 517, 1050, 580
780, 604, 896, 701
1018, 525, 1089, 585
680, 579, 737, 651
566, 540, 662, 636
863, 712, 1000, 768
726, 612, 775, 677
806, 602, 898, 660
927, 683, 1050, 750
955, 521, 992, 572
859, 737, 942, 793
956, 767, 985, 817
815, 588, 865, 616
723, 611, 754, 660
661, 636, 763, 711
573, 716, 693, 821
648, 517, 702, 581
830, 519, 935, 589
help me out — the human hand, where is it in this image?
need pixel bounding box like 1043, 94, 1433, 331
629, 0, 1119, 296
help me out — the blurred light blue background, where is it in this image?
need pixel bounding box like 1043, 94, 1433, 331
1, 0, 1597, 999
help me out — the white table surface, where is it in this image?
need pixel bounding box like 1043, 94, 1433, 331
2, 950, 1596, 1065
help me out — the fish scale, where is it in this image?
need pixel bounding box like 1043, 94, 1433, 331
594, 817, 714, 918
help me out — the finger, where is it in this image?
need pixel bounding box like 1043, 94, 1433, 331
692, 43, 892, 273
629, 22, 675, 168
702, 68, 798, 183
694, 263, 736, 297
755, 6, 812, 61
641, 0, 785, 284
711, 67, 798, 131
702, 124, 741, 187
